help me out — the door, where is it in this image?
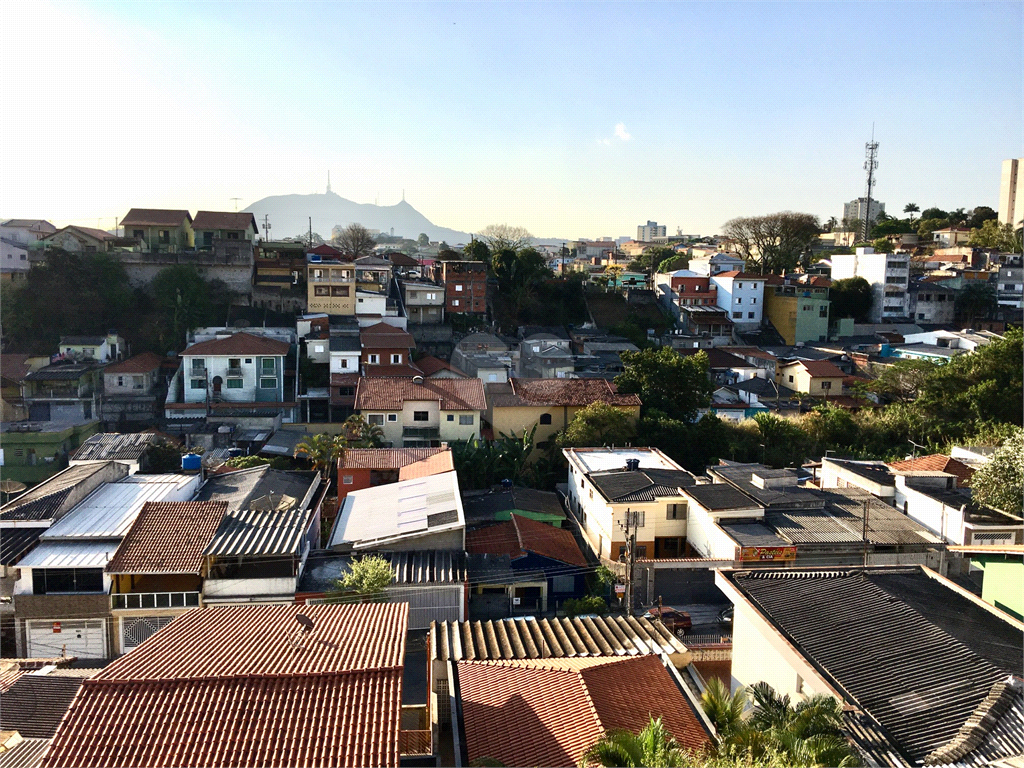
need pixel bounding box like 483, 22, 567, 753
212, 376, 223, 395
27, 619, 106, 658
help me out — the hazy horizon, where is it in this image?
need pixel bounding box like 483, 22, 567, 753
3, 1, 1021, 241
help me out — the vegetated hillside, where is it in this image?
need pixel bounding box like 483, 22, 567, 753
243, 192, 474, 243
585, 289, 673, 345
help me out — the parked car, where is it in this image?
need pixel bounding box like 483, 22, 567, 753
718, 605, 734, 627
643, 606, 692, 638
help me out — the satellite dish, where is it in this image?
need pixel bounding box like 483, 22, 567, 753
0, 480, 27, 494
295, 614, 314, 633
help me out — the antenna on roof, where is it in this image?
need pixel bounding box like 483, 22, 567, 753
230, 197, 242, 212
288, 613, 315, 649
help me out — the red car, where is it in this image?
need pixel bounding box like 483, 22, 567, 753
643, 606, 692, 637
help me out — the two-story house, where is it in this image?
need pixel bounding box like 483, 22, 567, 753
22, 361, 103, 422
776, 359, 846, 397
450, 333, 518, 383
354, 256, 394, 294
2, 219, 55, 278
119, 209, 194, 253
58, 332, 125, 363
360, 322, 416, 373
99, 352, 166, 427
192, 211, 258, 250
519, 333, 575, 378
433, 260, 487, 315
355, 377, 486, 447
166, 332, 292, 420
402, 281, 446, 324
655, 270, 718, 320
563, 447, 698, 561
307, 258, 356, 315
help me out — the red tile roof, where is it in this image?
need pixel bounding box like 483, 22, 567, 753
458, 655, 711, 768
341, 448, 449, 471
308, 243, 347, 257
781, 359, 846, 378
887, 454, 976, 486
103, 352, 165, 375
355, 377, 486, 411
399, 451, 456, 480
415, 355, 467, 377
490, 378, 641, 408
105, 501, 228, 575
44, 604, 408, 768
119, 209, 193, 227
183, 332, 291, 357
0, 354, 33, 383
713, 270, 764, 279
465, 514, 588, 567
360, 323, 415, 349
192, 211, 258, 233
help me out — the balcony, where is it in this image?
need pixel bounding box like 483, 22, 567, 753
112, 591, 201, 610
226, 367, 244, 378
402, 426, 440, 439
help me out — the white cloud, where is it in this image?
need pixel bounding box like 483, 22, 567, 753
614, 123, 632, 141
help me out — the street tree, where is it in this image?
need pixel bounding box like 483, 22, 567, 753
721, 212, 820, 274
335, 223, 377, 258
478, 224, 533, 252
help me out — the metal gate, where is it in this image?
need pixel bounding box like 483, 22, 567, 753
121, 616, 175, 653
27, 619, 106, 658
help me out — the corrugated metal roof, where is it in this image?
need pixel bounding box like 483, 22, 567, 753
0, 464, 115, 522
0, 527, 44, 566
203, 503, 313, 557
17, 540, 114, 569
0, 675, 85, 738
330, 471, 464, 549
0, 737, 50, 768
430, 615, 688, 661
70, 433, 158, 462
194, 466, 318, 510
298, 550, 467, 593
42, 475, 199, 540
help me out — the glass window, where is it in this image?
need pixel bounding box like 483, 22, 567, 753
340, 359, 349, 369
117, 376, 124, 386
314, 286, 330, 296
342, 475, 354, 485
367, 414, 384, 425
748, 312, 755, 319
260, 377, 277, 389
191, 358, 205, 371
331, 286, 350, 297
226, 379, 243, 389
132, 375, 144, 389
447, 414, 455, 421
735, 297, 742, 304
455, 284, 463, 291
552, 575, 575, 593
732, 312, 742, 319
387, 414, 398, 422
452, 299, 460, 307
191, 379, 206, 389
539, 413, 552, 425
261, 358, 276, 373
459, 414, 474, 425
391, 354, 402, 364
369, 354, 379, 364
413, 411, 429, 421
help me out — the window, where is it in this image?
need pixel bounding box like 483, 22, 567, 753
452, 299, 460, 307
539, 413, 552, 425
552, 575, 575, 593
821, 381, 832, 390
732, 312, 742, 319
748, 312, 755, 319
33, 568, 103, 594
447, 414, 455, 421
788, 375, 794, 383
340, 358, 349, 369
245, 359, 252, 364
487, 373, 497, 382
260, 377, 277, 389
391, 354, 402, 364
636, 545, 647, 558
191, 358, 206, 372
667, 503, 685, 520
342, 475, 354, 485
313, 345, 323, 354
191, 379, 206, 389
735, 297, 742, 304
367, 414, 384, 425
413, 411, 429, 421
387, 414, 398, 422
736, 282, 743, 289
331, 286, 350, 297
455, 284, 463, 292
159, 230, 170, 244
226, 379, 243, 389
819, 306, 828, 317
226, 231, 239, 240
459, 414, 474, 425
117, 376, 124, 386
133, 229, 144, 239
750, 297, 756, 305
261, 358, 276, 374
132, 375, 144, 389
368, 354, 379, 364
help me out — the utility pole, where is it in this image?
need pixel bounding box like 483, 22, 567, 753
309, 216, 313, 249
862, 497, 870, 567
908, 439, 927, 460
262, 214, 272, 242
618, 509, 640, 614
861, 128, 879, 242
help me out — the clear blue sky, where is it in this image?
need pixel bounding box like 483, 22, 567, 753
3, 1, 1021, 239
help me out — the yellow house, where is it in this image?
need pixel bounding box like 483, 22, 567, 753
307, 260, 357, 315
486, 378, 641, 447
776, 360, 846, 397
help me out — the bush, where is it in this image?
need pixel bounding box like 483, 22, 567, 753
563, 595, 608, 618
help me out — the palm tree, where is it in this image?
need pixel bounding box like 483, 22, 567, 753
701, 677, 747, 736
343, 414, 385, 448
581, 716, 688, 768
825, 217, 838, 233
294, 433, 347, 481
903, 203, 920, 223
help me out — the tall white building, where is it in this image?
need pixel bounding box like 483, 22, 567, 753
830, 246, 909, 323
843, 198, 885, 230
998, 158, 1024, 227
710, 271, 765, 331
637, 221, 666, 242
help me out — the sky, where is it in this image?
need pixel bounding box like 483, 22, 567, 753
2, 1, 1022, 240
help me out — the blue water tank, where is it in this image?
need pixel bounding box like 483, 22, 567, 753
181, 453, 202, 471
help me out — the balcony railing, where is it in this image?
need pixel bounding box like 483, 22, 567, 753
403, 426, 440, 439
112, 591, 201, 610
226, 367, 244, 378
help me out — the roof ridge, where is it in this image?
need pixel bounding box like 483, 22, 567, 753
923, 677, 1019, 764
86, 666, 406, 685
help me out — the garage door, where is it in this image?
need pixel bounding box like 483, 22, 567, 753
27, 619, 106, 659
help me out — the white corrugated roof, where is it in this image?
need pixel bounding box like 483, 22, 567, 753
329, 470, 463, 549
41, 474, 200, 540
18, 540, 115, 569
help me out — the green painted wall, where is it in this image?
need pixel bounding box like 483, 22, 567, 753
973, 555, 1024, 621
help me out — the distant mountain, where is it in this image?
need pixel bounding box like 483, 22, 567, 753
243, 191, 475, 244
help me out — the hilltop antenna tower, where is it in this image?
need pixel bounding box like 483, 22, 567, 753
327, 171, 332, 194
230, 197, 242, 212
862, 127, 879, 241
262, 214, 272, 242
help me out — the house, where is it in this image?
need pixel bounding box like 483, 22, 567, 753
191, 211, 258, 250
415, 355, 466, 379
907, 281, 956, 324
255, 240, 308, 310
450, 332, 518, 383
678, 347, 761, 387
563, 447, 697, 561
0, 670, 90, 764
830, 247, 911, 323
819, 457, 896, 503
466, 513, 589, 613
12, 472, 201, 658
19, 360, 103, 423
717, 565, 1024, 768
38, 225, 126, 254
761, 275, 830, 345
655, 270, 718, 320
57, 332, 125, 363
461, 486, 566, 528
948, 544, 1024, 620
118, 208, 194, 252
0, 353, 47, 421
307, 257, 357, 315
166, 332, 292, 420
402, 280, 445, 324
328, 470, 465, 552
194, 466, 323, 604
355, 377, 485, 447
337, 447, 454, 500
360, 322, 415, 372
69, 432, 162, 474
453, 654, 712, 768
297, 550, 466, 629
100, 352, 165, 426
720, 376, 797, 409
931, 226, 973, 247
887, 453, 976, 486
775, 359, 845, 397
354, 255, 394, 294
687, 251, 745, 277
487, 379, 641, 448
710, 271, 765, 331
679, 305, 733, 344
105, 500, 228, 653
433, 260, 487, 315
43, 603, 426, 767
1, 218, 56, 247
997, 255, 1022, 309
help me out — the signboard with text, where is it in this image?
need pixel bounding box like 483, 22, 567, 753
740, 546, 797, 562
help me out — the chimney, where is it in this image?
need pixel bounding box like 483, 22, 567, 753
625, 458, 640, 472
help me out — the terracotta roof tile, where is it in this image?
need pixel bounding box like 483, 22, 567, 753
887, 454, 975, 485
0, 354, 33, 382
713, 270, 763, 279
355, 377, 485, 411
415, 355, 466, 377
465, 515, 588, 568
102, 352, 165, 375
458, 655, 710, 768
192, 211, 257, 233
0, 675, 85, 739
183, 332, 291, 357
341, 448, 449, 471
119, 208, 192, 227
105, 501, 228, 575
488, 378, 641, 408
360, 323, 415, 348
398, 451, 455, 480
781, 359, 846, 378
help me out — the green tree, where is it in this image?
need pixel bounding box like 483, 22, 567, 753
903, 203, 920, 223
462, 239, 490, 263
630, 245, 675, 276
829, 277, 873, 321
615, 348, 712, 422
969, 429, 1023, 515
294, 433, 347, 480
870, 238, 894, 254
417, 233, 430, 247
343, 414, 385, 448
657, 255, 689, 273
955, 282, 998, 323
146, 439, 188, 474
920, 207, 949, 221
722, 212, 821, 274
869, 218, 913, 239
581, 716, 689, 768
563, 595, 609, 618
802, 404, 859, 451
701, 677, 748, 736
333, 554, 393, 602
968, 220, 1021, 252
555, 402, 638, 448
151, 265, 212, 349
752, 412, 808, 467
968, 206, 998, 229
869, 359, 938, 403
917, 216, 950, 237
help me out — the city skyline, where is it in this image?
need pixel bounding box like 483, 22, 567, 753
2, 0, 1021, 240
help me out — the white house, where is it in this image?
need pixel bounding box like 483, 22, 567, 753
354, 377, 486, 448
931, 227, 972, 247
688, 252, 745, 277
328, 336, 362, 373
58, 333, 126, 363
710, 271, 765, 331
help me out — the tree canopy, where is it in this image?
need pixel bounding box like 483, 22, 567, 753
615, 348, 712, 422
828, 277, 872, 321
333, 555, 393, 602
722, 212, 820, 274
334, 223, 377, 258
478, 224, 533, 252
969, 220, 1022, 252
294, 433, 347, 480
555, 402, 638, 448
969, 429, 1024, 515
